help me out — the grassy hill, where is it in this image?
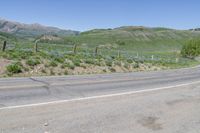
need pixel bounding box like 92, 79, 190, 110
0, 31, 17, 42
65, 26, 200, 52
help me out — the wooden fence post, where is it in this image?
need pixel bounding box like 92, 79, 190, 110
151, 55, 154, 60
2, 41, 7, 52
118, 50, 121, 58
176, 58, 179, 63
95, 46, 98, 56
35, 42, 38, 52
73, 44, 77, 54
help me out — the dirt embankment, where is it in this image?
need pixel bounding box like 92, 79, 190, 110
0, 59, 11, 75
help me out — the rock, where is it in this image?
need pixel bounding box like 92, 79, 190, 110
44, 122, 49, 127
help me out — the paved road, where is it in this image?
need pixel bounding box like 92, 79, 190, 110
0, 67, 200, 132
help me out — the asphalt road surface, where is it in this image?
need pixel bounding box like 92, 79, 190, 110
0, 66, 200, 133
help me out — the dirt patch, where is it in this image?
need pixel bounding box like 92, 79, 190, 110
0, 59, 11, 74
166, 97, 200, 106
137, 116, 163, 131
0, 57, 166, 77
166, 99, 187, 106
71, 65, 109, 75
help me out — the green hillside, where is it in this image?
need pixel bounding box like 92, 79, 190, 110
0, 32, 17, 42
65, 26, 200, 52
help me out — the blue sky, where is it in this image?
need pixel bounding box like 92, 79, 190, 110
0, 0, 199, 31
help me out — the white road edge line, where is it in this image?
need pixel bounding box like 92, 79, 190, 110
1, 80, 200, 110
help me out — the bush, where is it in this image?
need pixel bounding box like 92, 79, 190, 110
62, 63, 75, 69
181, 39, 200, 58
50, 69, 55, 75
127, 59, 133, 63
7, 51, 34, 60
41, 69, 47, 73
68, 64, 75, 70
85, 59, 95, 64
105, 60, 112, 67
60, 64, 66, 69
26, 59, 40, 66
19, 51, 34, 59
133, 63, 139, 68
124, 62, 129, 69
113, 61, 121, 66
54, 57, 65, 63
73, 59, 81, 67
110, 67, 116, 72
64, 70, 69, 75
49, 60, 58, 67
94, 60, 101, 66
116, 40, 126, 46
7, 63, 22, 74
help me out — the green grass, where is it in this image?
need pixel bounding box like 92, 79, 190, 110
26, 58, 40, 66
64, 27, 200, 52
0, 26, 200, 77
181, 39, 200, 58
6, 63, 22, 74
49, 60, 58, 67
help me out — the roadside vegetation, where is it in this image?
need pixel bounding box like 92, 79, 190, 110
0, 27, 200, 77
181, 39, 200, 59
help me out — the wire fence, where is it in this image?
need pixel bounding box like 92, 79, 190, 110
0, 42, 191, 64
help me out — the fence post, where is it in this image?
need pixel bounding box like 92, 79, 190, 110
94, 46, 98, 56
151, 55, 154, 60
35, 42, 38, 52
2, 41, 7, 52
176, 58, 179, 63
73, 44, 77, 54
117, 50, 121, 58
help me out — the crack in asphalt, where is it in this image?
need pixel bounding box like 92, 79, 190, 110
29, 78, 86, 98
29, 77, 51, 95
29, 77, 50, 86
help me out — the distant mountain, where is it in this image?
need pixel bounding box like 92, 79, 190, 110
0, 18, 79, 38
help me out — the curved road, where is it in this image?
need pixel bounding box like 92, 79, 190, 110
0, 66, 200, 132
